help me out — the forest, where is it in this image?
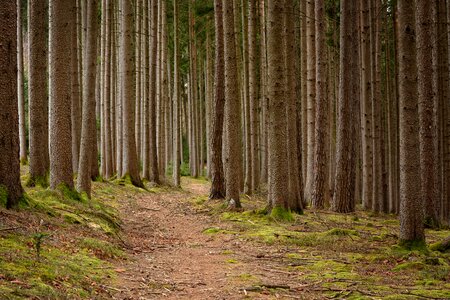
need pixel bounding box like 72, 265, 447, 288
1, 0, 450, 298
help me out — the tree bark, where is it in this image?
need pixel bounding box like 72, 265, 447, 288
223, 0, 242, 208
397, 0, 425, 244
120, 0, 143, 187
209, 0, 226, 199
49, 0, 74, 189
0, 0, 23, 208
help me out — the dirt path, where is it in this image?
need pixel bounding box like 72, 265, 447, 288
112, 180, 306, 300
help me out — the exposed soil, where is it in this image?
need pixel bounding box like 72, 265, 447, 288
112, 180, 308, 300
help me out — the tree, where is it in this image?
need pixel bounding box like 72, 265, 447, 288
332, 0, 357, 213
360, 0, 373, 210
248, 0, 260, 193
17, 0, 26, 165
311, 0, 329, 210
285, 0, 303, 212
397, 0, 425, 245
172, 0, 181, 187
28, 0, 49, 186
223, 0, 242, 208
267, 0, 289, 210
0, 0, 23, 208
49, 0, 74, 189
71, 1, 82, 173
305, 0, 316, 201
77, 0, 99, 197
416, 0, 439, 228
120, 0, 143, 187
209, 0, 226, 199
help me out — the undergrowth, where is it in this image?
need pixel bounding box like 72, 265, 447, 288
0, 166, 147, 299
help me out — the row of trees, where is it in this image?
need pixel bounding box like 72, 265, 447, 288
1, 0, 449, 247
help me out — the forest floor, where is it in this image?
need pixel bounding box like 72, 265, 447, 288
1, 172, 450, 299
112, 178, 450, 300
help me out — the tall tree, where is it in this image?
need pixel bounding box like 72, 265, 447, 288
28, 0, 49, 186
209, 0, 226, 199
305, 0, 316, 201
17, 0, 26, 164
71, 1, 82, 173
311, 0, 329, 209
223, 0, 242, 208
0, 0, 23, 208
77, 0, 99, 197
360, 0, 373, 210
248, 0, 260, 193
416, 0, 439, 227
285, 0, 303, 212
49, 0, 74, 189
267, 0, 289, 210
120, 0, 143, 187
332, 0, 357, 213
172, 0, 181, 187
397, 0, 425, 244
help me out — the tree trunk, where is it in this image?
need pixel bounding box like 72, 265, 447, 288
223, 0, 242, 208
305, 0, 316, 202
332, 0, 357, 213
209, 0, 226, 199
28, 0, 49, 186
17, 0, 26, 165
397, 0, 425, 245
311, 0, 329, 210
267, 0, 288, 210
0, 0, 23, 208
49, 0, 74, 190
77, 0, 99, 197
416, 0, 439, 228
120, 0, 143, 187
172, 0, 181, 187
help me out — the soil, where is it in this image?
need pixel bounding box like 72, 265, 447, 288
112, 180, 308, 300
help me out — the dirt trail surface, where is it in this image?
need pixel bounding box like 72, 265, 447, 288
112, 179, 305, 300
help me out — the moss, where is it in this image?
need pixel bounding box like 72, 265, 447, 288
429, 240, 450, 253
202, 227, 221, 234
0, 235, 114, 299
398, 239, 428, 252
410, 289, 450, 299
270, 206, 294, 222
79, 238, 124, 259
25, 174, 49, 188
237, 273, 257, 281
393, 261, 425, 272
56, 183, 83, 202
221, 250, 234, 255
325, 228, 359, 237
226, 259, 238, 264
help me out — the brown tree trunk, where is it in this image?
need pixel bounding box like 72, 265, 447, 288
120, 0, 143, 187
223, 0, 242, 208
28, 0, 49, 186
49, 0, 74, 189
17, 0, 26, 165
332, 0, 357, 213
267, 0, 289, 210
209, 0, 226, 199
0, 0, 23, 208
305, 0, 316, 202
397, 0, 425, 245
311, 0, 329, 210
172, 0, 181, 187
77, 0, 99, 197
416, 0, 439, 228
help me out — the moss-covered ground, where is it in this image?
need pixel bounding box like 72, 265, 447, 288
192, 192, 450, 299
0, 166, 145, 299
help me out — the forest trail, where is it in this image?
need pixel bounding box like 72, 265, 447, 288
112, 179, 303, 300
